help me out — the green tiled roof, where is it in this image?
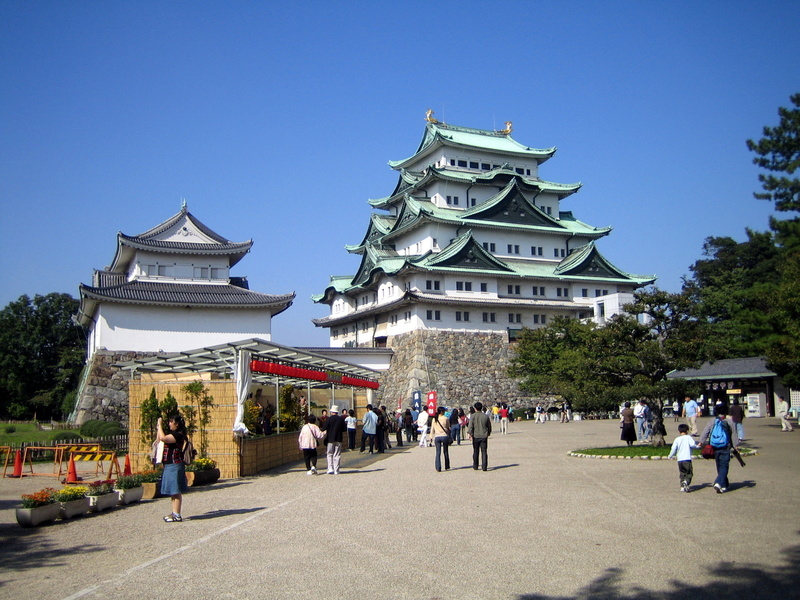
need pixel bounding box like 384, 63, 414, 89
369, 167, 581, 209
388, 121, 556, 169
313, 235, 655, 303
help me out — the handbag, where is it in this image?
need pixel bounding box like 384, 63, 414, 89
701, 444, 715, 459
183, 439, 196, 465
151, 440, 164, 465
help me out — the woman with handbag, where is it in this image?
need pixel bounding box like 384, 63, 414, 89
431, 406, 451, 472
156, 414, 189, 522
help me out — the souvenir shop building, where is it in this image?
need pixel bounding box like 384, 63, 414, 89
668, 356, 792, 418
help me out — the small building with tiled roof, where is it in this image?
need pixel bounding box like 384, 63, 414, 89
312, 113, 656, 406
668, 356, 793, 417
77, 202, 295, 357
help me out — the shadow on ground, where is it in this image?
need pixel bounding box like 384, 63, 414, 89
517, 538, 799, 600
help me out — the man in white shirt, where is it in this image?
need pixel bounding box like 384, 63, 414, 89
633, 400, 647, 441
682, 396, 701, 436
778, 396, 793, 432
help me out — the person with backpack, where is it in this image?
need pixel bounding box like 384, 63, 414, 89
699, 404, 739, 493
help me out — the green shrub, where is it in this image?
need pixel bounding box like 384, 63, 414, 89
96, 422, 125, 438
4, 425, 15, 434
52, 431, 83, 443
80, 420, 105, 437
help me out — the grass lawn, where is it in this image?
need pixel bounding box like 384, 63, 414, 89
0, 423, 82, 447
573, 445, 752, 458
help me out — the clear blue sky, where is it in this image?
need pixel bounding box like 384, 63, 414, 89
1, 1, 798, 347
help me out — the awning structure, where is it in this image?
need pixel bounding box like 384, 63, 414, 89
116, 338, 382, 437
115, 337, 381, 389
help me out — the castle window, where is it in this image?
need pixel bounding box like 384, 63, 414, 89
507, 285, 521, 295
515, 167, 524, 174
458, 160, 467, 168
481, 163, 491, 170
482, 312, 496, 323
582, 289, 589, 297
531, 246, 543, 256
211, 268, 225, 279
508, 313, 522, 323
456, 281, 473, 292
450, 159, 455, 166
456, 311, 470, 322
426, 310, 441, 321
193, 267, 209, 278
426, 280, 441, 291
480, 283, 488, 292
470, 161, 479, 169
483, 242, 496, 252
507, 244, 520, 254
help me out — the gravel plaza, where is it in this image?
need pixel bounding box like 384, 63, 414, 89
0, 416, 797, 600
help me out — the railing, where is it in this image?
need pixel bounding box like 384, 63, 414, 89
7, 435, 129, 458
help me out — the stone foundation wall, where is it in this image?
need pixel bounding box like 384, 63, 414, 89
73, 350, 156, 426
375, 330, 530, 409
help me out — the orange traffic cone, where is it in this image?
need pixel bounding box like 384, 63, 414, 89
123, 455, 132, 476
66, 457, 79, 483
10, 450, 23, 478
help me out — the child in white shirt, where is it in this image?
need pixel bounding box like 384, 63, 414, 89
668, 423, 700, 492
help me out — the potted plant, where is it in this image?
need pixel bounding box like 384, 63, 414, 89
54, 486, 90, 519
185, 457, 220, 486
113, 474, 144, 505
16, 487, 60, 527
86, 480, 119, 512
137, 468, 163, 499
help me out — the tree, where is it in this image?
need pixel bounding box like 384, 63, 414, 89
509, 317, 612, 412
746, 92, 800, 216
0, 293, 85, 419
747, 92, 800, 385
683, 230, 781, 358
182, 382, 215, 457
140, 387, 161, 447
510, 289, 709, 446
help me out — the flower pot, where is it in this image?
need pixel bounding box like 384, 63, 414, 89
88, 492, 120, 512
115, 486, 144, 505
141, 482, 162, 500
59, 498, 90, 519
16, 503, 61, 527
186, 468, 220, 487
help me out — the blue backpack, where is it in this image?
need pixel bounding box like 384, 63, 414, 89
709, 419, 729, 448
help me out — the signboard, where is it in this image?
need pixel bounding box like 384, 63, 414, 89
412, 391, 421, 412
426, 391, 437, 416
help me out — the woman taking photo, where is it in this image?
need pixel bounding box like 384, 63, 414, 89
156, 414, 189, 522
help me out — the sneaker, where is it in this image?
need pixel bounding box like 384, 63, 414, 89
714, 483, 722, 493
307, 470, 314, 476
681, 482, 690, 493
719, 487, 727, 493
311, 466, 317, 475
326, 470, 334, 474
164, 514, 182, 522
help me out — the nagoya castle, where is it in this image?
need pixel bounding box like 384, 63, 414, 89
313, 111, 655, 407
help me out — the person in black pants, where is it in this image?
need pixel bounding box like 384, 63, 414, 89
467, 401, 492, 471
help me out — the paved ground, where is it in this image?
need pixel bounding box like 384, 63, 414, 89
0, 416, 797, 600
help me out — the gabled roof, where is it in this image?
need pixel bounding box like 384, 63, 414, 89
369, 166, 581, 209
109, 204, 253, 272
420, 230, 513, 272
554, 242, 655, 284
462, 179, 565, 228
76, 281, 295, 327
345, 214, 396, 254
388, 121, 556, 170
